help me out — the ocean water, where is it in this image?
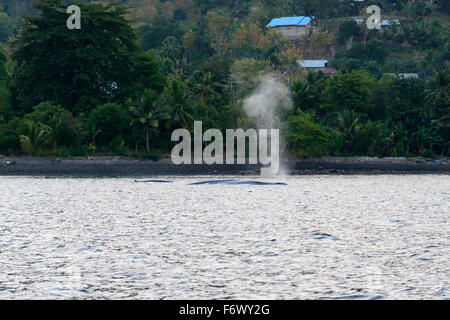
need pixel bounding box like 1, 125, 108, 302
0, 175, 449, 299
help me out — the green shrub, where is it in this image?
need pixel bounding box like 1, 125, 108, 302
285, 111, 330, 157
0, 123, 19, 154
24, 102, 83, 148
87, 103, 131, 148
19, 119, 51, 155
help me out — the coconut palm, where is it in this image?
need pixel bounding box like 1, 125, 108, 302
425, 68, 449, 117
160, 78, 194, 130
292, 80, 314, 111
358, 120, 384, 156
195, 71, 214, 118
334, 110, 361, 154
129, 89, 161, 152
87, 123, 102, 150
19, 120, 51, 155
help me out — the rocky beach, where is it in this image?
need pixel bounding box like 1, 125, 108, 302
1, 155, 449, 177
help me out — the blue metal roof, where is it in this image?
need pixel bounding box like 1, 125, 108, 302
267, 16, 313, 28
298, 60, 328, 68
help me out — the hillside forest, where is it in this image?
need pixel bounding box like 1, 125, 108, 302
0, 0, 448, 159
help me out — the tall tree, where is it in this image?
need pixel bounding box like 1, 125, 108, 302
195, 71, 214, 118
322, 70, 376, 117
160, 78, 194, 130
0, 12, 14, 43
0, 47, 11, 117
12, 0, 139, 114
129, 89, 161, 152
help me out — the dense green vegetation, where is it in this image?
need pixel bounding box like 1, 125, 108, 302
0, 0, 448, 158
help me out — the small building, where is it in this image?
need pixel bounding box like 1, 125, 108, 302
381, 19, 400, 27
266, 16, 316, 40
398, 73, 418, 79
298, 60, 328, 71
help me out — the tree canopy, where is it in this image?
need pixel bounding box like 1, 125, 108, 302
0, 0, 448, 158
12, 0, 163, 115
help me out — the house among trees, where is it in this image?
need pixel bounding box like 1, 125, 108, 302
298, 60, 328, 70
266, 16, 316, 40
298, 60, 337, 76
381, 19, 401, 27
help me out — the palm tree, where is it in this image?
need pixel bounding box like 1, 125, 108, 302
129, 90, 161, 152
425, 68, 449, 118
292, 80, 314, 111
161, 78, 194, 130
359, 120, 384, 156
292, 71, 325, 113
19, 120, 51, 155
87, 123, 102, 151
195, 71, 214, 118
334, 110, 361, 154
48, 113, 63, 150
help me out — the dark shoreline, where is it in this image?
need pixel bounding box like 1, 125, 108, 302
1, 155, 449, 177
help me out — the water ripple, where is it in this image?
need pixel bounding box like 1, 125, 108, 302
0, 175, 448, 299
